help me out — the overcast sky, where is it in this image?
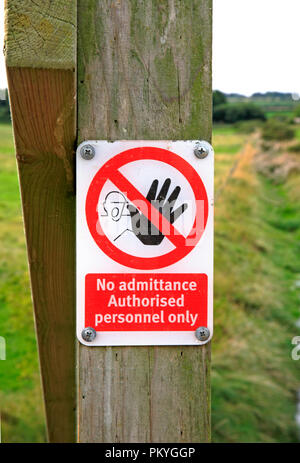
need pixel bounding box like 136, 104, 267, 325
1, 0, 300, 96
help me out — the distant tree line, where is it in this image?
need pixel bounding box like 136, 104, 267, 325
226, 91, 297, 102
213, 91, 266, 123
0, 89, 11, 123
251, 92, 295, 101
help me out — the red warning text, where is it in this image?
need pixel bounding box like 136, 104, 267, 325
85, 273, 208, 331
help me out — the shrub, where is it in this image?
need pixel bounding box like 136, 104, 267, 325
213, 90, 227, 107
268, 113, 293, 123
234, 120, 263, 134
0, 90, 11, 123
261, 119, 295, 141
287, 143, 300, 153
213, 103, 266, 123
0, 105, 11, 123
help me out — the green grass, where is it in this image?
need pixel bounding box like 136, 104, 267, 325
212, 124, 237, 135
0, 123, 299, 442
0, 123, 46, 442
266, 111, 293, 119
294, 127, 300, 142
212, 126, 300, 442
213, 144, 242, 154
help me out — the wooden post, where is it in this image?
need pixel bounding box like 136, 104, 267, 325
78, 0, 212, 443
4, 1, 77, 442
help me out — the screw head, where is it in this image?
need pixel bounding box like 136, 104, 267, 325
195, 327, 210, 342
194, 142, 209, 159
80, 144, 95, 160
81, 327, 96, 342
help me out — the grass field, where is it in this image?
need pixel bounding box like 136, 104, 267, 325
0, 123, 299, 442
212, 125, 300, 442
0, 124, 46, 442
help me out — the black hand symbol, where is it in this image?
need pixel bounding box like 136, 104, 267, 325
128, 179, 188, 245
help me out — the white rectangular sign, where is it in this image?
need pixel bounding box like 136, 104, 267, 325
76, 140, 214, 346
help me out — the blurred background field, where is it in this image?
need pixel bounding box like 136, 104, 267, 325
0, 88, 299, 442
0, 122, 46, 442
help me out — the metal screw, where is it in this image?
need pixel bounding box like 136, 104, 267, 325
194, 142, 209, 159
80, 144, 95, 160
82, 327, 97, 342
195, 327, 210, 342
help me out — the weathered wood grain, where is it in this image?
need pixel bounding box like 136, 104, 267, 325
5, 0, 76, 443
78, 0, 212, 443
4, 0, 76, 69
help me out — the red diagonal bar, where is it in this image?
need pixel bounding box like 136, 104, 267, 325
109, 170, 187, 249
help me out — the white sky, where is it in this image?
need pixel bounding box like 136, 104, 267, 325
0, 0, 300, 96
213, 0, 300, 96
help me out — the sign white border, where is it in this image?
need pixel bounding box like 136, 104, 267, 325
76, 140, 214, 346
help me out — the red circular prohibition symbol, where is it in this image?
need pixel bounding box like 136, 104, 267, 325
85, 147, 209, 270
